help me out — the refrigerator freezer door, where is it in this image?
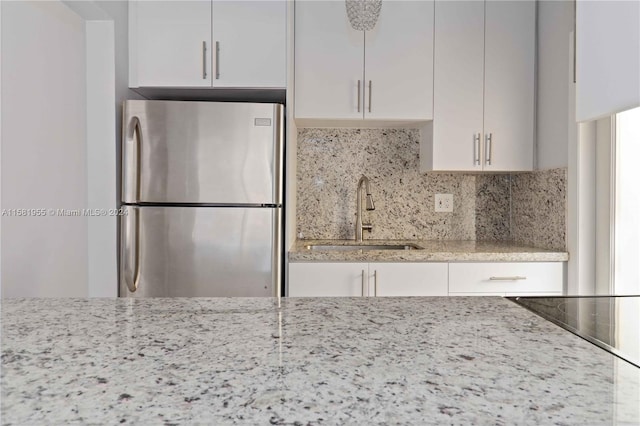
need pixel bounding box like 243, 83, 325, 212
122, 100, 283, 205
119, 205, 280, 297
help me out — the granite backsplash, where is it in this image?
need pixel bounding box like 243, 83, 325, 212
296, 128, 567, 250
512, 168, 567, 251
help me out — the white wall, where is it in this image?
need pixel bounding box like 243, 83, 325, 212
64, 0, 144, 297
1, 0, 146, 298
536, 0, 573, 169
1, 1, 88, 297
0, 2, 3, 296
595, 117, 613, 294
93, 1, 146, 297
285, 0, 296, 251
613, 108, 640, 295
86, 21, 117, 297
93, 1, 145, 200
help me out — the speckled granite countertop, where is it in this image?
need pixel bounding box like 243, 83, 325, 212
289, 240, 569, 262
2, 297, 637, 425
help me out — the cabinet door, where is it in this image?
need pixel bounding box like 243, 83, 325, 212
483, 0, 535, 172
212, 1, 286, 88
288, 263, 367, 297
130, 1, 212, 87
364, 1, 434, 120
448, 262, 564, 295
576, 1, 640, 122
295, 1, 365, 120
431, 1, 485, 171
370, 263, 448, 297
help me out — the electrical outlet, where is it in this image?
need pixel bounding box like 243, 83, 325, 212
435, 194, 453, 212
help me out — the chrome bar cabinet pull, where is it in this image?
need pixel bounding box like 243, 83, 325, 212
202, 41, 207, 79
373, 270, 378, 296
215, 41, 220, 80
489, 276, 527, 281
474, 133, 481, 166
485, 133, 493, 165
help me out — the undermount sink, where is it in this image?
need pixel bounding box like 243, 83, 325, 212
304, 243, 422, 251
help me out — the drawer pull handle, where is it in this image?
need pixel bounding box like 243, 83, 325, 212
361, 269, 366, 297
489, 276, 527, 281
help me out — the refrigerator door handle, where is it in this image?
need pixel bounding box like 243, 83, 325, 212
121, 206, 141, 293
272, 105, 284, 205
123, 115, 142, 203
271, 208, 282, 297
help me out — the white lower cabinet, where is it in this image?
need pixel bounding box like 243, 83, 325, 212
448, 262, 564, 296
288, 263, 367, 297
289, 261, 565, 297
369, 263, 448, 297
288, 262, 448, 297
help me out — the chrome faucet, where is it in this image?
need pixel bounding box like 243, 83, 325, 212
355, 175, 375, 241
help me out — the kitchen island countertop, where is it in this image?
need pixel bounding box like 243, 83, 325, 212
289, 240, 569, 262
1, 297, 637, 424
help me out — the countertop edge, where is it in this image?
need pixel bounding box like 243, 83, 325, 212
288, 240, 569, 263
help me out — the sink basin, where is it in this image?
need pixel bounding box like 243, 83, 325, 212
304, 243, 422, 251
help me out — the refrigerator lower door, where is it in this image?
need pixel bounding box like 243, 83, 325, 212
119, 205, 280, 297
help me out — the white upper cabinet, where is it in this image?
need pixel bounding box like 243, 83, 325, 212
294, 0, 434, 123
363, 1, 434, 121
428, 0, 485, 172
483, 0, 535, 172
129, 0, 286, 89
576, 0, 640, 122
422, 0, 535, 172
294, 1, 364, 120
212, 1, 286, 88
130, 1, 212, 88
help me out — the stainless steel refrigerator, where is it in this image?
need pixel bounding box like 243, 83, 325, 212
119, 100, 283, 297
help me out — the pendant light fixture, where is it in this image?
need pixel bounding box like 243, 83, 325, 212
345, 0, 383, 31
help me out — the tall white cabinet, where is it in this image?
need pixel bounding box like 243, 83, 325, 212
576, 0, 640, 122
294, 1, 434, 123
129, 0, 286, 89
421, 0, 535, 172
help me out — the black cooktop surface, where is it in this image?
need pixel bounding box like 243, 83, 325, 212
509, 296, 640, 368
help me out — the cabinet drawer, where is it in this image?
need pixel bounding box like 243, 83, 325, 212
448, 262, 563, 295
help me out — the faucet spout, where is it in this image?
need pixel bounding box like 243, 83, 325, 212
355, 175, 375, 241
